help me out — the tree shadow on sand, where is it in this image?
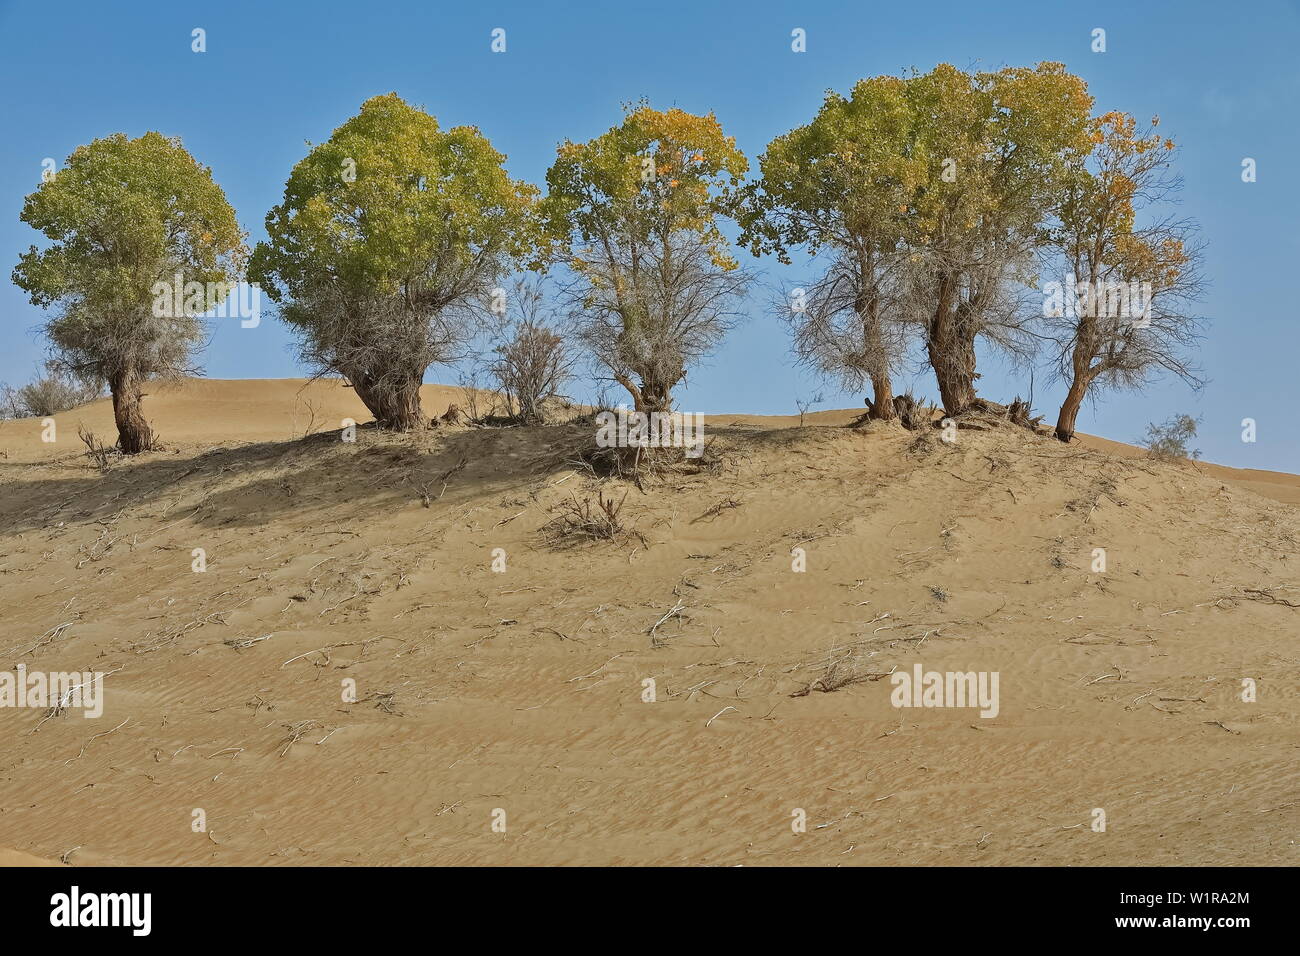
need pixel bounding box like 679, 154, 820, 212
0, 425, 556, 538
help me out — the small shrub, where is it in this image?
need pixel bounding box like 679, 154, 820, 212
1140, 414, 1201, 461
2, 363, 102, 418
544, 489, 646, 546
488, 279, 574, 425
892, 391, 937, 432
795, 392, 824, 427
77, 425, 117, 471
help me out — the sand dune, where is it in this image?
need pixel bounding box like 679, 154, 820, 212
0, 847, 61, 866
0, 378, 1296, 866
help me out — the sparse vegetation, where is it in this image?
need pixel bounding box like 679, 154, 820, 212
890, 391, 936, 432
1, 363, 101, 418
543, 488, 644, 546
487, 278, 575, 425
77, 424, 116, 471
794, 392, 824, 427
1140, 414, 1201, 461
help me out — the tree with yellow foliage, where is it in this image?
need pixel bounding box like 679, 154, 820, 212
1046, 112, 1205, 443
250, 94, 539, 430
541, 103, 749, 413
746, 63, 1096, 418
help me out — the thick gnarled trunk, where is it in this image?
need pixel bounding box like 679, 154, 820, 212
926, 280, 978, 416
109, 367, 154, 454
638, 379, 674, 415
926, 319, 978, 415
867, 373, 895, 421
352, 371, 426, 430
615, 370, 677, 415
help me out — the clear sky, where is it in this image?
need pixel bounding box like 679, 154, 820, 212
2, 0, 1297, 470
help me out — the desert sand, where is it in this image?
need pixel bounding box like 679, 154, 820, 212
0, 378, 1295, 866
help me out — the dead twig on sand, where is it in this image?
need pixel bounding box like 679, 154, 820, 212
1204, 720, 1242, 734
280, 637, 396, 668
494, 510, 526, 528
706, 706, 739, 727
9, 620, 75, 657
223, 633, 273, 650
278, 720, 323, 757
565, 654, 624, 683
791, 661, 895, 697
692, 498, 743, 524
1240, 588, 1300, 608
646, 598, 687, 646
64, 718, 129, 765
356, 691, 402, 715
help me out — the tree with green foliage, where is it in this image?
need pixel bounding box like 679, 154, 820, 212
900, 63, 1095, 415
249, 93, 540, 430
12, 132, 244, 453
740, 75, 922, 420
541, 104, 750, 414
754, 63, 1089, 417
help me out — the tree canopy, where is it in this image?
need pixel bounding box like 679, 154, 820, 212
249, 93, 540, 428
12, 131, 244, 451
541, 104, 750, 412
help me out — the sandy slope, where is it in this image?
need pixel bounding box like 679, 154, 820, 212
0, 379, 1296, 866
0, 847, 61, 866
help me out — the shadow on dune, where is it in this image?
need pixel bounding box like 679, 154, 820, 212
0, 425, 560, 536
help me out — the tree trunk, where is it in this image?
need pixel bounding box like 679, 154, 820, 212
860, 300, 895, 421
852, 273, 894, 421
927, 334, 978, 415
926, 282, 978, 415
613, 369, 678, 415
1054, 383, 1087, 443
1056, 312, 1099, 443
868, 373, 895, 421
613, 372, 644, 412
639, 378, 673, 415
352, 371, 425, 430
109, 367, 153, 454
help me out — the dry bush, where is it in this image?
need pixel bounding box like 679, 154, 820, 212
1065, 474, 1123, 518
454, 370, 518, 427
491, 321, 572, 423
1006, 397, 1044, 431
891, 391, 938, 431
791, 657, 894, 697
543, 489, 646, 546
77, 425, 117, 471
533, 426, 722, 486
2, 363, 102, 418
905, 428, 942, 458
488, 278, 575, 424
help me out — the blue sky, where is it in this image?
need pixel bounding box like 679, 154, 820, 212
2, 0, 1297, 470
